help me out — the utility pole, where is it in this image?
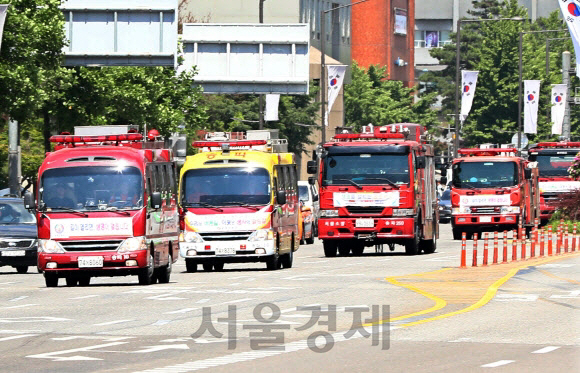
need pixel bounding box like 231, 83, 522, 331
562, 50, 571, 140
8, 118, 21, 197
258, 0, 266, 130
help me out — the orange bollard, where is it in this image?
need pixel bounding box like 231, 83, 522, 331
530, 228, 536, 258
472, 233, 479, 267
502, 231, 508, 263
493, 231, 499, 264
460, 232, 467, 268
539, 228, 544, 257
521, 230, 526, 260
564, 225, 569, 253
483, 233, 489, 266
573, 223, 577, 252
557, 224, 562, 255
512, 230, 518, 261
548, 225, 553, 256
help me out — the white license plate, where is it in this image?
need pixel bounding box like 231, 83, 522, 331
356, 218, 374, 228
215, 248, 236, 256
78, 256, 104, 268
2, 250, 25, 257
480, 216, 492, 223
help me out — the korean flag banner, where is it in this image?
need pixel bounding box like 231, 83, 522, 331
551, 84, 567, 135
326, 65, 346, 126
524, 80, 541, 134
560, 0, 580, 77
460, 70, 479, 122
0, 4, 8, 52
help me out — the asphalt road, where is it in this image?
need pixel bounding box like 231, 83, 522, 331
0, 224, 578, 372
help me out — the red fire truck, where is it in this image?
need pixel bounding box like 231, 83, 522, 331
307, 123, 438, 256
527, 142, 580, 224
24, 127, 179, 287
450, 148, 540, 239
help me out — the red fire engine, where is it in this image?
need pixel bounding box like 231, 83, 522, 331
24, 127, 179, 287
307, 123, 438, 256
527, 142, 580, 224
450, 148, 539, 239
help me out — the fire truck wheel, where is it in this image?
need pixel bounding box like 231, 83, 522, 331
78, 276, 91, 287
420, 235, 437, 254
138, 255, 155, 285
266, 253, 280, 270
44, 273, 58, 288
65, 276, 78, 287
157, 257, 172, 283
452, 228, 463, 240
323, 241, 338, 257
338, 244, 351, 256
351, 244, 364, 256
15, 266, 28, 274
185, 259, 198, 273
281, 249, 293, 269
405, 225, 421, 255
213, 262, 224, 271
203, 263, 214, 272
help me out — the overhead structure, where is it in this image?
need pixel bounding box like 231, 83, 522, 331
179, 23, 310, 95
61, 0, 178, 67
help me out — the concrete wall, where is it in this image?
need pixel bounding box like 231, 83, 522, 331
182, 0, 299, 23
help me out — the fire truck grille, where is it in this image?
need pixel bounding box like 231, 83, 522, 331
346, 207, 385, 215
0, 239, 34, 248
200, 232, 252, 241
60, 240, 123, 252
472, 208, 496, 214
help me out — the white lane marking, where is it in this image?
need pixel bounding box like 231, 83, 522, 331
0, 317, 70, 323
302, 260, 328, 264
449, 337, 472, 343
52, 336, 133, 341
281, 304, 321, 314
228, 276, 251, 280
221, 298, 255, 305
424, 255, 458, 262
494, 294, 539, 302
27, 341, 128, 361
196, 298, 211, 304
550, 290, 580, 299
378, 258, 393, 262
69, 295, 100, 300
146, 294, 187, 300
228, 283, 241, 286
152, 320, 172, 326
93, 319, 134, 326
0, 334, 37, 342
132, 344, 189, 354
2, 304, 39, 309
481, 360, 515, 368
532, 346, 561, 354
165, 308, 198, 315
0, 329, 42, 334
161, 338, 191, 343
538, 263, 575, 268
9, 296, 28, 302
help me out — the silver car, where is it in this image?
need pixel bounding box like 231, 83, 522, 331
298, 181, 319, 240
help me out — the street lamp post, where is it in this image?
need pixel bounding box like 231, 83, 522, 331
454, 17, 524, 158
320, 0, 367, 144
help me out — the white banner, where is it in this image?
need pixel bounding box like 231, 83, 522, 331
185, 209, 271, 233
264, 94, 280, 122
524, 80, 541, 134
460, 70, 479, 122
333, 192, 400, 207
326, 65, 347, 127
551, 84, 567, 135
50, 218, 133, 239
459, 194, 511, 207
559, 0, 580, 77
539, 181, 580, 193
0, 5, 9, 52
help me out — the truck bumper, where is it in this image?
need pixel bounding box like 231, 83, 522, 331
179, 240, 276, 263
38, 250, 149, 277
318, 217, 414, 240
452, 214, 518, 227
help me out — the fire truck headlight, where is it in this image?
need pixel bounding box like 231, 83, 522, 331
182, 232, 204, 243
320, 209, 339, 217
392, 208, 414, 216
452, 207, 471, 214
500, 206, 521, 214
248, 229, 274, 242
39, 240, 65, 254
118, 236, 147, 252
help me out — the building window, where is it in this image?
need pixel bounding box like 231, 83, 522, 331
414, 31, 451, 48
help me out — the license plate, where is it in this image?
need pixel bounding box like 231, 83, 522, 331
78, 256, 104, 268
356, 218, 374, 228
2, 250, 25, 257
215, 248, 236, 256
480, 216, 492, 223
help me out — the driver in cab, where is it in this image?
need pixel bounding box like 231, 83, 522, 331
109, 182, 138, 207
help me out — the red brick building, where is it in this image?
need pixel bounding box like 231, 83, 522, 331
351, 0, 415, 86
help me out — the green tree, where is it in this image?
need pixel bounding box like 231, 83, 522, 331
344, 63, 438, 131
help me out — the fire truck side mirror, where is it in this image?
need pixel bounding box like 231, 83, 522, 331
524, 168, 532, 180
276, 190, 287, 205
308, 176, 316, 186
151, 192, 162, 209
23, 192, 36, 211
306, 160, 317, 174
416, 156, 426, 169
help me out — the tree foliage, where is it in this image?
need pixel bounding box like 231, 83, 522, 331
344, 63, 438, 131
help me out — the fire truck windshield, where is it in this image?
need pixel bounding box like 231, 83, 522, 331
40, 166, 143, 211
452, 161, 518, 188
182, 167, 271, 207
322, 154, 410, 186
529, 154, 575, 177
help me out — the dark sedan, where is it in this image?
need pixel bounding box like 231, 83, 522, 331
438, 189, 451, 223
0, 197, 38, 273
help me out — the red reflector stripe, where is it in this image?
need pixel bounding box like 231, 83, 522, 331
192, 140, 267, 148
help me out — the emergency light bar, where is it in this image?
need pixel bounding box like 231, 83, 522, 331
534, 142, 580, 148
50, 133, 143, 143
333, 133, 405, 140
192, 140, 268, 148
458, 148, 517, 156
